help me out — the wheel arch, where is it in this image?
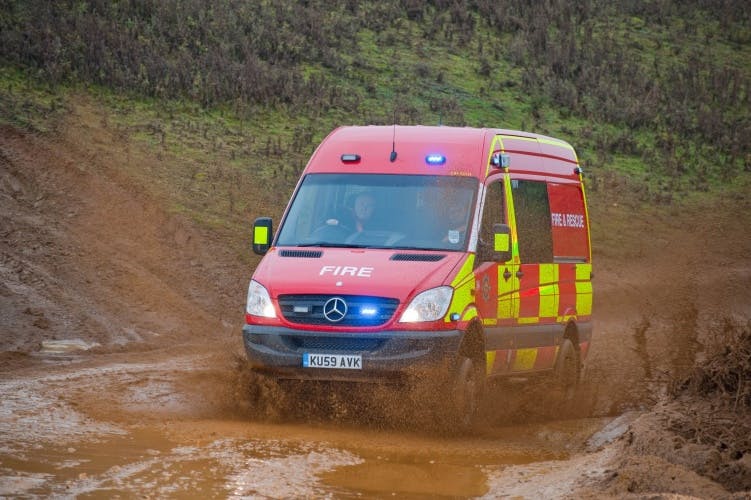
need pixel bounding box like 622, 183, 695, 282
459, 318, 486, 363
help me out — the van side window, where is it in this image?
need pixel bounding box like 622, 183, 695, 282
477, 180, 504, 262
512, 179, 553, 263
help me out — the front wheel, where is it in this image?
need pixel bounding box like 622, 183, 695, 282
452, 356, 485, 430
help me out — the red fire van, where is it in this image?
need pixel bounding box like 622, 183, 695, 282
245, 126, 593, 425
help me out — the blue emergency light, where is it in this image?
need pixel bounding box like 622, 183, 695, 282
360, 306, 379, 317
425, 154, 446, 166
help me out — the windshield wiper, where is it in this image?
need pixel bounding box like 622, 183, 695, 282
296, 242, 371, 248
296, 242, 451, 251
390, 245, 447, 251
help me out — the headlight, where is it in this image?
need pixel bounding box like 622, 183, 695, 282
399, 286, 453, 323
246, 280, 276, 318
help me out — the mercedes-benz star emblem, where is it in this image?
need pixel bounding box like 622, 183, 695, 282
323, 297, 347, 323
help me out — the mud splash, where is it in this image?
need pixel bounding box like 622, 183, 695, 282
0, 352, 615, 498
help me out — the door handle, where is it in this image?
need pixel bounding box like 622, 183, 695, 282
516, 270, 524, 279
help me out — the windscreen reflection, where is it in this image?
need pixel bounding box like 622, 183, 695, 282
276, 174, 478, 251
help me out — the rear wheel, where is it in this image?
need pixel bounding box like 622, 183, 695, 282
452, 355, 485, 430
554, 338, 580, 400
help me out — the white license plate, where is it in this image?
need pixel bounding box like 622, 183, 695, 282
302, 353, 362, 370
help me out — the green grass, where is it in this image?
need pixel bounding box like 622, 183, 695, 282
1, 1, 749, 234
0, 67, 69, 132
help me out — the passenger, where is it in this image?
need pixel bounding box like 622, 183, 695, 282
443, 200, 471, 245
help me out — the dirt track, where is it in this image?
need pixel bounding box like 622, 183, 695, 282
1, 103, 750, 497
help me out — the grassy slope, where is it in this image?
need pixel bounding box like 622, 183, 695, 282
1, 3, 749, 243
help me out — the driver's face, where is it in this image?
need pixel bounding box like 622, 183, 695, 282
355, 195, 375, 220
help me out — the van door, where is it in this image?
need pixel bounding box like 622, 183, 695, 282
475, 177, 519, 375
508, 178, 557, 371
547, 182, 592, 331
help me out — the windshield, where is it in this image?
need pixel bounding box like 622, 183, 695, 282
276, 174, 478, 251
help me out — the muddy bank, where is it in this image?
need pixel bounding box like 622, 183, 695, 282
1, 102, 751, 497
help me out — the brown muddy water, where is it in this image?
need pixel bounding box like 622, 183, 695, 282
0, 351, 622, 498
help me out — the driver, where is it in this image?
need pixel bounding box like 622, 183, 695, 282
352, 192, 376, 232
443, 199, 470, 245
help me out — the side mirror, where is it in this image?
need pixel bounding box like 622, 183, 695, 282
252, 217, 273, 255
493, 223, 512, 263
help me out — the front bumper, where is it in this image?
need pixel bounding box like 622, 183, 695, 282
242, 325, 463, 382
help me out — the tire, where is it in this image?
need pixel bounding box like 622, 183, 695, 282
452, 355, 484, 430
554, 338, 580, 400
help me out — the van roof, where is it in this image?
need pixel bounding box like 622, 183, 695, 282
305, 126, 580, 181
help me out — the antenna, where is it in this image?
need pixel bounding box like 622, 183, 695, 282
390, 109, 397, 162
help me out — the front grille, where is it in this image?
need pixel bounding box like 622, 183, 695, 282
390, 253, 446, 262
278, 294, 399, 326
279, 249, 323, 258
284, 336, 385, 352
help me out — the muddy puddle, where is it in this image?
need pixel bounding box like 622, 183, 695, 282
0, 352, 621, 498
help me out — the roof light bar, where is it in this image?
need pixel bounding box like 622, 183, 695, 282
425, 154, 446, 166
341, 154, 361, 163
